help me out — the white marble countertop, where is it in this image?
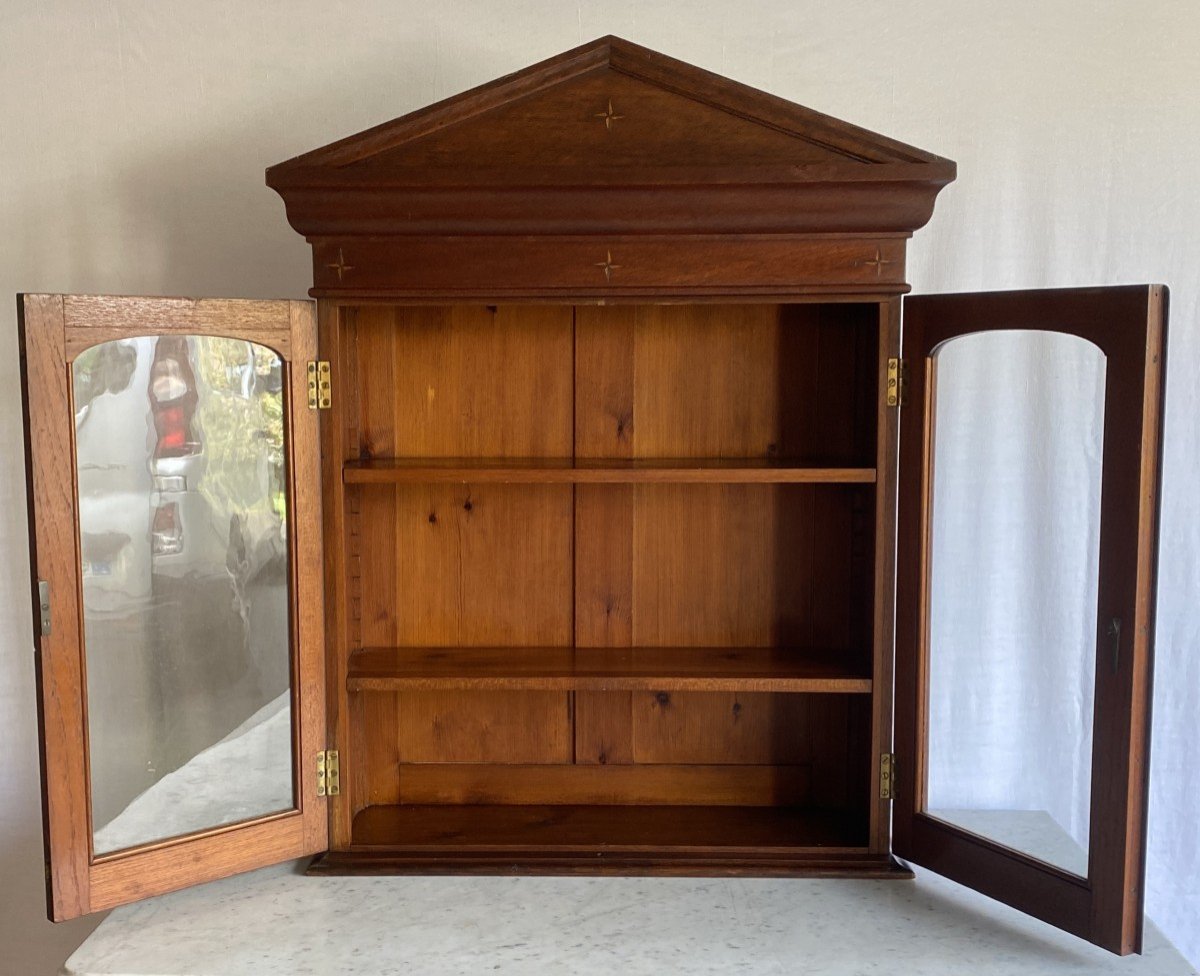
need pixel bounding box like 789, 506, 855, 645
66, 822, 1196, 976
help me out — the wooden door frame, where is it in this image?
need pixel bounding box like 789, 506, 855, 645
892, 285, 1167, 954
20, 295, 327, 920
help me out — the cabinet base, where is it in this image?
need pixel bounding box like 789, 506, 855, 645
307, 851, 912, 878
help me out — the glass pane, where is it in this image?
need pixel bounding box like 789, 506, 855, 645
73, 335, 294, 856
924, 330, 1105, 876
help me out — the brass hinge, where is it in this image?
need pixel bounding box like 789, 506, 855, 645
316, 750, 340, 797
886, 358, 906, 407
307, 361, 331, 410
37, 580, 51, 637
879, 752, 896, 800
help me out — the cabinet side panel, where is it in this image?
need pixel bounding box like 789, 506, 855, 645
319, 302, 355, 846
870, 299, 899, 854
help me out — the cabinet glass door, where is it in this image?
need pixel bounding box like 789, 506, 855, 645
893, 286, 1166, 955
21, 296, 327, 920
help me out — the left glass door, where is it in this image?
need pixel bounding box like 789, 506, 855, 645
19, 295, 327, 920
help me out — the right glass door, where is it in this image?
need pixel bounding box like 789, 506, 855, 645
893, 286, 1167, 955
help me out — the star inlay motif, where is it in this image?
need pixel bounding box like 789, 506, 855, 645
594, 250, 621, 283
327, 248, 354, 282
860, 247, 894, 278
594, 100, 625, 131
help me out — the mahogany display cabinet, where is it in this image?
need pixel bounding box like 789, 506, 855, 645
18, 37, 1165, 955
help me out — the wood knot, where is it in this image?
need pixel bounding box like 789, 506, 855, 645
655, 691, 670, 707
463, 498, 473, 513
731, 701, 743, 719
428, 512, 438, 525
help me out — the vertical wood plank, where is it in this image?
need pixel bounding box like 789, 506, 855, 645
575, 485, 634, 764
869, 298, 899, 854
356, 304, 573, 458
574, 306, 637, 765
319, 302, 355, 846
289, 301, 330, 854
20, 294, 90, 920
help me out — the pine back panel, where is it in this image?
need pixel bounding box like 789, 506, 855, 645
341, 302, 878, 825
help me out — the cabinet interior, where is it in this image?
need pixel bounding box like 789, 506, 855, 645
330, 301, 884, 861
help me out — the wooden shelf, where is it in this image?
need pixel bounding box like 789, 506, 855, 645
346, 804, 869, 855
346, 646, 872, 693
342, 457, 876, 485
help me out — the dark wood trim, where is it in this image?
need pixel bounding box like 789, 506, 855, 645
267, 36, 954, 178
308, 236, 908, 298
309, 851, 912, 878
869, 298, 901, 854
274, 183, 946, 238
893, 285, 1168, 954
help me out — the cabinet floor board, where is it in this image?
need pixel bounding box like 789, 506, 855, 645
347, 804, 870, 855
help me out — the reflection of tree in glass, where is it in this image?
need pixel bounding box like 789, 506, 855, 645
73, 341, 137, 418
190, 338, 286, 539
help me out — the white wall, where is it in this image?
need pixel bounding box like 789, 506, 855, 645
2, 2, 1197, 972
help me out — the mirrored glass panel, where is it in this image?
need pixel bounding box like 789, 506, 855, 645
73, 335, 295, 856
924, 330, 1106, 876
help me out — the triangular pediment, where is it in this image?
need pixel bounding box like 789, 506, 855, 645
268, 36, 954, 187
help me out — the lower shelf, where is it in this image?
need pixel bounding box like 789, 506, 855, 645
350, 803, 866, 853
307, 803, 900, 877
309, 849, 908, 878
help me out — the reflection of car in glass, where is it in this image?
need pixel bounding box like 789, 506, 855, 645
73, 335, 290, 833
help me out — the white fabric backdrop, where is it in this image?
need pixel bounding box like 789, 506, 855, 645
926, 330, 1106, 869
1, 3, 1197, 973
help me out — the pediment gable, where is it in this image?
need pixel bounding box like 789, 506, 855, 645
268, 36, 953, 188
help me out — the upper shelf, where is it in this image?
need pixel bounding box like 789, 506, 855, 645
346, 646, 873, 693
343, 458, 876, 485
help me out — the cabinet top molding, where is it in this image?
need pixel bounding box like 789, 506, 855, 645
265, 35, 956, 241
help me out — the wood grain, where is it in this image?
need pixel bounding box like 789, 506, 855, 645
869, 298, 900, 853
892, 285, 1168, 954
308, 850, 908, 878
20, 294, 89, 920
308, 236, 909, 299
392, 691, 572, 764
352, 304, 572, 458
349, 803, 868, 854
392, 763, 814, 806
268, 36, 954, 260
343, 458, 876, 484
319, 303, 356, 842
364, 483, 573, 646
346, 646, 873, 692
631, 692, 851, 768
21, 295, 326, 920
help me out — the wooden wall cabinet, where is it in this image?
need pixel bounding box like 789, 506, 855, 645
18, 38, 1165, 956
